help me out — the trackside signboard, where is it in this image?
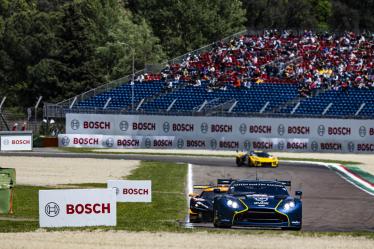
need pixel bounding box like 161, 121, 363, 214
1, 135, 32, 151
108, 180, 152, 202
61, 113, 374, 153
39, 189, 116, 228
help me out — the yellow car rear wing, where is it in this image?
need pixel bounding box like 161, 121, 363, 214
193, 185, 213, 189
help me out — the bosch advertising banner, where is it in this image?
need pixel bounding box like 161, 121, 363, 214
61, 113, 374, 153
0, 135, 32, 151
39, 189, 116, 228
108, 180, 152, 202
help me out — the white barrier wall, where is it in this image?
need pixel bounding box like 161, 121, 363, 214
59, 113, 374, 153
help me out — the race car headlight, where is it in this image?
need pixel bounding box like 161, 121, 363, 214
283, 201, 295, 211
226, 200, 239, 209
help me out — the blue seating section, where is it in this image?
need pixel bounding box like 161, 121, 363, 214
281, 88, 374, 117
140, 82, 298, 113
75, 80, 374, 118
76, 81, 164, 109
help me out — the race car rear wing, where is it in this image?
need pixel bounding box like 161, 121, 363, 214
217, 179, 236, 185
193, 185, 213, 189
278, 180, 291, 186
193, 179, 235, 189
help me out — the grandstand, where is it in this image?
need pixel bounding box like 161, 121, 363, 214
45, 30, 374, 119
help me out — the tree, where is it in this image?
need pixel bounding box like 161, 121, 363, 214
0, 0, 165, 108
329, 0, 374, 32
241, 0, 331, 31
126, 0, 246, 57
95, 7, 165, 81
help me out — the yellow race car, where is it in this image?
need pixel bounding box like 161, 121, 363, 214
189, 179, 232, 222
236, 150, 278, 167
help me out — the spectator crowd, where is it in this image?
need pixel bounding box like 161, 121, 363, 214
136, 30, 374, 97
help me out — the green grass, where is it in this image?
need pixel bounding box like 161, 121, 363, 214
0, 161, 187, 233
114, 161, 187, 231
59, 147, 362, 165
1, 158, 373, 239
0, 185, 43, 232
345, 165, 374, 184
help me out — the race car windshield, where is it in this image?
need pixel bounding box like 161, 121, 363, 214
229, 183, 288, 196
253, 152, 271, 158
200, 191, 215, 200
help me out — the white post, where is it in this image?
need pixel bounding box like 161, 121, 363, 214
0, 97, 6, 112
34, 96, 43, 123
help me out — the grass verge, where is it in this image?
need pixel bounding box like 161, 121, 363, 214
345, 165, 374, 184
0, 161, 187, 233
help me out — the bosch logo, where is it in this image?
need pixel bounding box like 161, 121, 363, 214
239, 123, 247, 134
244, 140, 251, 150
163, 122, 170, 133
71, 119, 80, 130
201, 123, 208, 134
348, 142, 355, 152
359, 126, 366, 137
317, 125, 325, 136
61, 136, 70, 146
277, 141, 285, 150
119, 121, 129, 131
210, 139, 217, 149
3, 139, 9, 145
145, 138, 151, 148
177, 138, 184, 149
277, 124, 285, 136
311, 141, 318, 151
105, 138, 114, 147
112, 187, 120, 195
45, 202, 60, 217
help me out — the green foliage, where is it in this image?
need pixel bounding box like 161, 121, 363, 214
0, 0, 373, 110
0, 0, 164, 108
242, 0, 332, 31
329, 0, 374, 32
96, 10, 165, 81
0, 161, 187, 232
127, 0, 246, 57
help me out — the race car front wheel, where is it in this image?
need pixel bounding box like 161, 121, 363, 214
236, 158, 242, 167
213, 209, 232, 228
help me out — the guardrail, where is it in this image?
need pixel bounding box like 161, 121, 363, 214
56, 107, 372, 120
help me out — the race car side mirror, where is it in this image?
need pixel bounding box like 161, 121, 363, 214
295, 191, 302, 198
213, 188, 221, 193
188, 192, 198, 197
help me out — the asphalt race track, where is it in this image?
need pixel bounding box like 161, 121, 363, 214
1, 151, 374, 232
190, 161, 374, 232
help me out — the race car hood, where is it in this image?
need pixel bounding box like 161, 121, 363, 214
236, 194, 288, 209
250, 157, 277, 162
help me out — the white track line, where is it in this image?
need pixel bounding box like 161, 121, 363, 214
186, 163, 193, 225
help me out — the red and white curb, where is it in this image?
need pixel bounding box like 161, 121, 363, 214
284, 160, 374, 197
